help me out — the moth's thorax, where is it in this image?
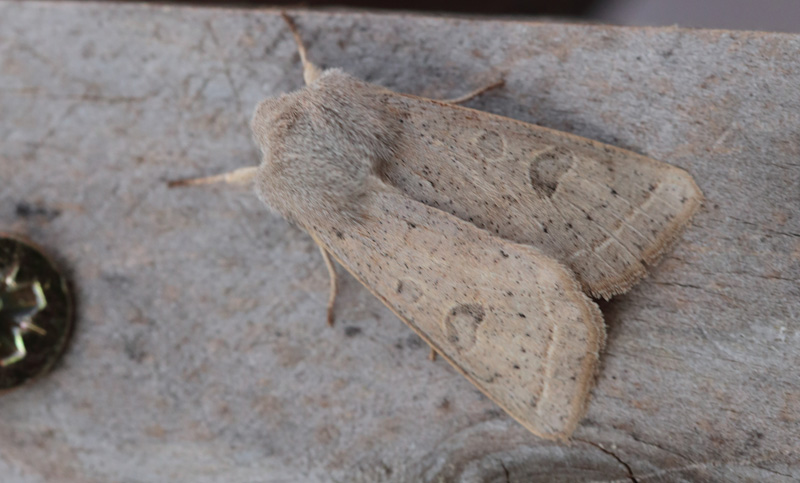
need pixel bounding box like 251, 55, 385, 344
250, 69, 400, 226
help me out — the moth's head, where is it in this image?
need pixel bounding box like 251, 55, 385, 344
251, 69, 397, 165
249, 70, 401, 226
250, 91, 301, 165
248, 76, 380, 226
249, 89, 318, 222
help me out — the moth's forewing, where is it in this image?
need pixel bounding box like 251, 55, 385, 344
311, 187, 604, 440
381, 93, 703, 298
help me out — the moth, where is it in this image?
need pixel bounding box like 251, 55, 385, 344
172, 13, 703, 441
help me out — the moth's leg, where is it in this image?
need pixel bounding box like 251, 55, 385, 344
428, 348, 438, 361
442, 78, 505, 105
281, 12, 323, 86
308, 232, 338, 327
317, 244, 338, 327
167, 166, 258, 188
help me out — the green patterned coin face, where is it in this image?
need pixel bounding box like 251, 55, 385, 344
0, 235, 73, 391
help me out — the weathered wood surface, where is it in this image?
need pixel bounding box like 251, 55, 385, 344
0, 2, 798, 482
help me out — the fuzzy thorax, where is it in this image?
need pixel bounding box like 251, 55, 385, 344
251, 69, 399, 228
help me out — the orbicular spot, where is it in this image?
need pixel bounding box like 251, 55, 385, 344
475, 130, 505, 159
442, 303, 485, 353
396, 279, 423, 304
529, 146, 576, 199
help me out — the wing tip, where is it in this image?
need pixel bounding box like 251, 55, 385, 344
521, 264, 606, 441
586, 165, 704, 299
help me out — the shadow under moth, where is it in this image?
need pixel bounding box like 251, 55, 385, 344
172, 13, 703, 441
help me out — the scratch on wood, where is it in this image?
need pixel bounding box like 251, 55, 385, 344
576, 438, 638, 483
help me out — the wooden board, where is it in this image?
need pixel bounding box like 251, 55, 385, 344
0, 2, 797, 481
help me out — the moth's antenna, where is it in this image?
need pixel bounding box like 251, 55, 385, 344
281, 12, 322, 86
167, 166, 257, 188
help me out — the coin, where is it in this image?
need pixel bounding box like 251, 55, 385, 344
0, 234, 73, 391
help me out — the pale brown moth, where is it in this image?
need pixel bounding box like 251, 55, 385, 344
172, 13, 703, 441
